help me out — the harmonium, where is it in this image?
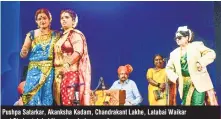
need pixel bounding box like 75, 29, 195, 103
90, 89, 126, 106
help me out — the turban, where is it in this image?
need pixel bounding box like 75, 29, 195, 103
17, 81, 25, 94
117, 64, 133, 74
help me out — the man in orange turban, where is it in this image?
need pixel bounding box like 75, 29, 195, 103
110, 64, 143, 105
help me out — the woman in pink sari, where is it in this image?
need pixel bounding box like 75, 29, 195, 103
53, 9, 91, 106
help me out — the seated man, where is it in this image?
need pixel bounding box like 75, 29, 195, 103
109, 64, 143, 105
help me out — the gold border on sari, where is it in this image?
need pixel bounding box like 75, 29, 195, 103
22, 61, 52, 105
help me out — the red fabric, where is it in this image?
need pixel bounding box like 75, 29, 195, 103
17, 81, 25, 94
59, 29, 92, 105
61, 43, 74, 54
61, 30, 74, 54
61, 71, 80, 106
117, 64, 133, 74
74, 29, 91, 105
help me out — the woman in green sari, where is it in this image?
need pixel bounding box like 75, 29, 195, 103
166, 26, 217, 105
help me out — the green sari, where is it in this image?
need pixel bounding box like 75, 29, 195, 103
181, 53, 205, 105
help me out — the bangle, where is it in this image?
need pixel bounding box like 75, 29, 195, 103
157, 83, 160, 87
20, 51, 27, 57
22, 46, 28, 52
20, 52, 24, 57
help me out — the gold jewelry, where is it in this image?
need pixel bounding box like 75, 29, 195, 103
35, 32, 51, 51
20, 48, 28, 57
57, 74, 63, 79
22, 45, 28, 49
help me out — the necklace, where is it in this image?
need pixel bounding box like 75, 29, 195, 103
38, 29, 52, 51
41, 34, 52, 51
40, 28, 50, 35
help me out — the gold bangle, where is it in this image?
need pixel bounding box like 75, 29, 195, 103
20, 50, 28, 57
22, 45, 28, 49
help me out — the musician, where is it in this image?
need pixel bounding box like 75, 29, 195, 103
109, 64, 143, 105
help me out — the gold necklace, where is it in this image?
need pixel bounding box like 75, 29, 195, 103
40, 29, 50, 35
41, 34, 51, 51
35, 30, 51, 52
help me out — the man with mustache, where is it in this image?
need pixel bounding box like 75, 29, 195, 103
109, 64, 143, 105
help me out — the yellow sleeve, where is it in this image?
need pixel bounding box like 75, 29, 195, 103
146, 68, 153, 80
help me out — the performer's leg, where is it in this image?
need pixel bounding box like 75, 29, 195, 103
61, 72, 74, 106
41, 69, 54, 105
61, 71, 78, 106
191, 89, 205, 106
181, 81, 191, 105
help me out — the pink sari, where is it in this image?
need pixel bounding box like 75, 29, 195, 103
53, 29, 91, 106
75, 29, 92, 105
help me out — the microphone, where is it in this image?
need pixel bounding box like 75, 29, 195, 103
100, 77, 106, 90
73, 90, 80, 106
75, 91, 80, 102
